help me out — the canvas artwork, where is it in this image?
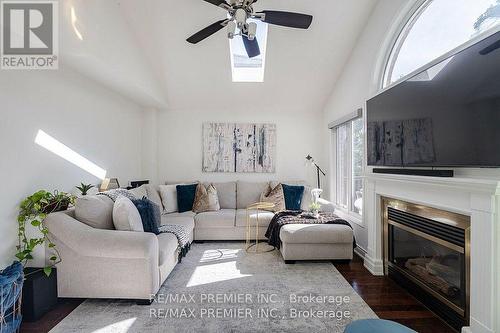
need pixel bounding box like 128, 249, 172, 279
203, 123, 276, 173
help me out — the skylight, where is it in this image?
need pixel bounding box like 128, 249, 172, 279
229, 18, 268, 82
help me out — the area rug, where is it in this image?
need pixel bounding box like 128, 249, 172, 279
50, 242, 377, 333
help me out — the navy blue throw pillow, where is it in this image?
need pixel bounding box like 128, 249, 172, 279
132, 197, 160, 235
176, 184, 198, 213
282, 184, 305, 210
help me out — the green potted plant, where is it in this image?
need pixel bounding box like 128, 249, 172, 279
309, 202, 321, 218
75, 183, 94, 196
16, 190, 75, 322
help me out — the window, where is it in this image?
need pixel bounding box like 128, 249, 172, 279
331, 111, 364, 220
229, 18, 268, 82
384, 0, 500, 87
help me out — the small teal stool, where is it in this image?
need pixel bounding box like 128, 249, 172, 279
344, 319, 417, 333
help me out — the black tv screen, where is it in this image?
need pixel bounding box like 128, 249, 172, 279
367, 31, 500, 167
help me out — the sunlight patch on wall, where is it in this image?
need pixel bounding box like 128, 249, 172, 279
35, 130, 107, 179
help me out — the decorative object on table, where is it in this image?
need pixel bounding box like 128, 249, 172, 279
305, 155, 326, 189
311, 188, 323, 204
193, 184, 220, 213
281, 184, 304, 210
309, 202, 321, 217
176, 183, 199, 213
246, 202, 276, 253
99, 178, 120, 192
202, 122, 276, 173
129, 180, 149, 189
21, 267, 57, 322
344, 319, 416, 333
259, 183, 285, 212
75, 183, 94, 196
17, 190, 75, 277
0, 261, 23, 332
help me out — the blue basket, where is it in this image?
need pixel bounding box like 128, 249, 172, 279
0, 262, 24, 333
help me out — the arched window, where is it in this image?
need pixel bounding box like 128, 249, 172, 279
383, 0, 500, 88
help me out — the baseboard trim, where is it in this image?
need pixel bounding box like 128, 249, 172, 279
363, 254, 384, 276
353, 246, 366, 259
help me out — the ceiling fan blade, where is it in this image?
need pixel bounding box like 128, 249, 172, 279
203, 0, 229, 8
187, 20, 227, 44
260, 10, 313, 29
242, 35, 260, 58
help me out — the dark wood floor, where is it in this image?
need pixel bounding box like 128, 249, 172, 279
21, 254, 455, 333
333, 254, 455, 333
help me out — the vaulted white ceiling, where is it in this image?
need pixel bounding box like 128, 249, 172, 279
63, 0, 378, 112
118, 0, 377, 111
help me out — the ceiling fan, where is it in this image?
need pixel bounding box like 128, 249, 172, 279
186, 0, 313, 58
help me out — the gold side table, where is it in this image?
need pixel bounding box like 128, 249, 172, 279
245, 202, 275, 253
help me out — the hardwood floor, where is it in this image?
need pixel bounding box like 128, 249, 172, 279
333, 254, 456, 333
21, 254, 455, 333
20, 298, 83, 333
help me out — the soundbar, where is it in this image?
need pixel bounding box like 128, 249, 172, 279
373, 168, 454, 177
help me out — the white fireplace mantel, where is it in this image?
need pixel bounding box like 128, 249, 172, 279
363, 172, 500, 333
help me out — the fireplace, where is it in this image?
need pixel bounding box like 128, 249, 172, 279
382, 198, 470, 331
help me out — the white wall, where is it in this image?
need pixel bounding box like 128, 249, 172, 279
321, 0, 413, 252
158, 108, 325, 187
0, 67, 143, 269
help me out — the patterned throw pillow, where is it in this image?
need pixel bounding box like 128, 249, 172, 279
260, 183, 285, 212
193, 184, 220, 213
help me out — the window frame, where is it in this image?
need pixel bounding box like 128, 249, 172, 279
330, 109, 364, 226
380, 0, 500, 90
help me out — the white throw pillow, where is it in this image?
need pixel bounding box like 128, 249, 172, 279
159, 185, 178, 213
112, 196, 144, 232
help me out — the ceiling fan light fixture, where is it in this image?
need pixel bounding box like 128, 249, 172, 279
247, 22, 257, 41
227, 21, 236, 39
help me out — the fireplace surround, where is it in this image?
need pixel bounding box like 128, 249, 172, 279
382, 198, 470, 331
364, 173, 500, 333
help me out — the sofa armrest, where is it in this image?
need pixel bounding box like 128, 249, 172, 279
45, 211, 158, 260
318, 198, 336, 213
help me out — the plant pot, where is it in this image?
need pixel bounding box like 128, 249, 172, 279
21, 268, 58, 322
42, 201, 70, 214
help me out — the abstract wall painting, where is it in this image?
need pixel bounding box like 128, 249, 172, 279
202, 123, 276, 173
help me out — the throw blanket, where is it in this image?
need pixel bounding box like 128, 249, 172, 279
265, 211, 355, 249
99, 190, 191, 262
158, 224, 191, 262
97, 189, 136, 202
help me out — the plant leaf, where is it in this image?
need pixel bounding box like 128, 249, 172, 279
43, 266, 52, 276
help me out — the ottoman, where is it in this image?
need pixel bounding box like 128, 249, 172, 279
344, 319, 416, 333
279, 224, 354, 263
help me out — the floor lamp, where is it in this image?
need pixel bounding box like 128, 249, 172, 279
305, 155, 326, 189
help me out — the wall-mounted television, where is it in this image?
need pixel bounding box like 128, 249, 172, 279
367, 31, 500, 168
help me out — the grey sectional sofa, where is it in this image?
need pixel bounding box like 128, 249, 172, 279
45, 181, 353, 301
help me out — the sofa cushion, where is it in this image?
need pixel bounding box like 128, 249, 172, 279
236, 181, 270, 209
282, 184, 305, 210
161, 214, 195, 231
157, 232, 179, 266
112, 197, 144, 232
176, 184, 198, 213
144, 185, 163, 209
193, 184, 220, 213
280, 224, 353, 244
75, 195, 114, 230
159, 185, 178, 213
204, 182, 236, 209
195, 209, 236, 228
129, 185, 148, 199
235, 209, 274, 227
